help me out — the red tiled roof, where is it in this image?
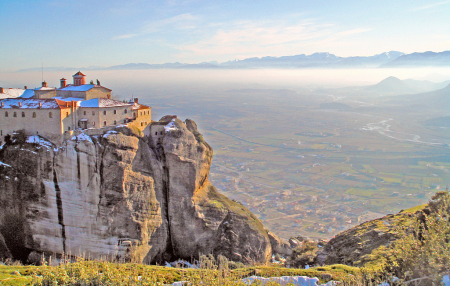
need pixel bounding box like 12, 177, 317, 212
73, 71, 86, 76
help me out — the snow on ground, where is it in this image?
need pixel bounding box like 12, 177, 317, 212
0, 161, 11, 167
0, 88, 26, 99
103, 130, 118, 138
168, 276, 335, 286
26, 135, 53, 149
241, 276, 328, 286
165, 119, 178, 132
72, 133, 93, 143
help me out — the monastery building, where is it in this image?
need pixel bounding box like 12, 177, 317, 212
0, 72, 151, 144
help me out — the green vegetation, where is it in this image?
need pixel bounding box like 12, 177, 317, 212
0, 259, 360, 285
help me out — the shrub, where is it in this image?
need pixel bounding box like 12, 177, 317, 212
382, 191, 450, 284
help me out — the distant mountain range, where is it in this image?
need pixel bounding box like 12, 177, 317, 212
15, 50, 450, 72
317, 76, 450, 96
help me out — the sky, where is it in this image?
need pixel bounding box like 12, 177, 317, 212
1, 0, 450, 71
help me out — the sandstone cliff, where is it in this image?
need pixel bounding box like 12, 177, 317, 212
0, 117, 271, 264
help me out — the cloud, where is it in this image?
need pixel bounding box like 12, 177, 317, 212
112, 34, 139, 40
410, 1, 450, 11
336, 28, 372, 37
176, 19, 371, 59
112, 13, 198, 40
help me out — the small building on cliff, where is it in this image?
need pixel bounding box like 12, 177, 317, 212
0, 72, 151, 144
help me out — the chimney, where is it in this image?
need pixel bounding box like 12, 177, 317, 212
39, 102, 42, 108
1, 102, 4, 107
60, 78, 67, 88
134, 98, 139, 103
19, 102, 22, 107
24, 86, 27, 89
0, 87, 3, 93
42, 81, 47, 87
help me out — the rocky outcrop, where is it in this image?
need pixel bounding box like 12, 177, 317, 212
0, 118, 271, 264
316, 211, 419, 266
268, 231, 292, 257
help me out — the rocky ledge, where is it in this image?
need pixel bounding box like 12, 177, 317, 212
0, 117, 272, 264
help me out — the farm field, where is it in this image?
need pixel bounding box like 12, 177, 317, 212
145, 88, 450, 239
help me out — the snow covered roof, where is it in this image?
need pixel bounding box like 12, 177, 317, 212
0, 98, 62, 109
132, 102, 151, 110
53, 97, 84, 102
59, 84, 112, 92
60, 84, 95, 91
19, 89, 35, 98
0, 88, 26, 99
79, 98, 132, 108
34, 87, 56, 91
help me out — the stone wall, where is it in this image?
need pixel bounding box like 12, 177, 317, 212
0, 108, 63, 143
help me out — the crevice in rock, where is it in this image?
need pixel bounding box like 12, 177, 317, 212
52, 167, 66, 254
161, 156, 175, 262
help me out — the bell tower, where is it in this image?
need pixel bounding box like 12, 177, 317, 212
73, 71, 86, 86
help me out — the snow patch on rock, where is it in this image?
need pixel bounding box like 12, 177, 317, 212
165, 119, 178, 132
71, 133, 93, 143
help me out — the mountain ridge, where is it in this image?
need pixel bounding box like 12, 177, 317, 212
15, 50, 450, 72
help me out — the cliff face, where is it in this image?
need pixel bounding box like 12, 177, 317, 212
0, 118, 271, 264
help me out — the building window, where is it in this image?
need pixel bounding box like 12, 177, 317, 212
124, 109, 127, 114
84, 111, 86, 115
5, 112, 8, 117
92, 111, 95, 115
155, 132, 157, 135
66, 112, 69, 117
104, 121, 107, 126
49, 112, 52, 118
140, 112, 142, 116
114, 110, 117, 114
103, 110, 106, 115
124, 119, 127, 123
13, 112, 17, 117
114, 120, 116, 125
93, 122, 95, 126
33, 112, 36, 118
68, 127, 71, 131
160, 131, 163, 135
22, 112, 25, 117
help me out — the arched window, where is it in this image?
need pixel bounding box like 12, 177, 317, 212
22, 112, 25, 117
84, 111, 86, 115
13, 112, 17, 117
103, 110, 106, 115
68, 127, 71, 131
66, 112, 69, 117
32, 112, 36, 118
114, 110, 117, 114
114, 120, 116, 125
140, 112, 142, 116
49, 112, 52, 118
124, 109, 127, 114
103, 121, 106, 126
5, 111, 8, 117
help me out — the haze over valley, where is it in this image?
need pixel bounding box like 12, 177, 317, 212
3, 67, 449, 239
